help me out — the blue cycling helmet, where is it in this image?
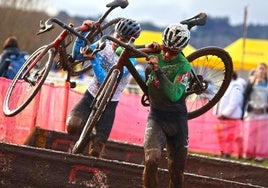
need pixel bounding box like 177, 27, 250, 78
115, 18, 141, 39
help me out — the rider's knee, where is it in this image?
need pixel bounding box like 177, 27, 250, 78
167, 150, 187, 172
66, 115, 84, 136
144, 148, 162, 166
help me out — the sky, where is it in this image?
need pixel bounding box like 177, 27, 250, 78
47, 0, 268, 27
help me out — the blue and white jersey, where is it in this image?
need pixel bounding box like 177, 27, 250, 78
72, 35, 145, 101
88, 41, 139, 101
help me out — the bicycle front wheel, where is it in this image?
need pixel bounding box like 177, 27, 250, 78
70, 18, 122, 76
72, 69, 120, 154
3, 46, 55, 116
186, 46, 233, 120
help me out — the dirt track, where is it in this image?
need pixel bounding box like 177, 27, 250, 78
0, 127, 267, 187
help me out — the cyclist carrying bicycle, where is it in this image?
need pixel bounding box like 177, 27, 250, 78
142, 23, 191, 188
66, 18, 143, 157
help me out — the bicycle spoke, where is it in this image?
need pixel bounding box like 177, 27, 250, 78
186, 47, 233, 119
3, 46, 54, 116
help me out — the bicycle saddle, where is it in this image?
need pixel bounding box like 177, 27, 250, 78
106, 0, 129, 9
180, 13, 207, 30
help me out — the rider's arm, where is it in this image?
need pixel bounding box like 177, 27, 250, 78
156, 68, 191, 102
149, 54, 191, 102
72, 32, 87, 60
115, 45, 146, 55
115, 42, 160, 59
72, 20, 97, 60
72, 39, 107, 84
90, 54, 108, 84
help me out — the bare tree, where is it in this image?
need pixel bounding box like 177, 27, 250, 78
0, 1, 78, 54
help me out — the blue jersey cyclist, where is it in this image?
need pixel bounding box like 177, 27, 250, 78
66, 18, 143, 157
142, 24, 192, 188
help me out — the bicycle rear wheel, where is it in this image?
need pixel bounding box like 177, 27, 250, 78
72, 69, 120, 154
3, 46, 55, 116
186, 46, 233, 119
70, 18, 122, 76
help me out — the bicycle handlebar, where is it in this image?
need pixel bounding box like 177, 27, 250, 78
37, 0, 129, 45
37, 17, 91, 45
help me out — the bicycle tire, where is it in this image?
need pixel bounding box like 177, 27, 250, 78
3, 46, 54, 116
186, 46, 233, 120
70, 18, 122, 77
72, 69, 119, 154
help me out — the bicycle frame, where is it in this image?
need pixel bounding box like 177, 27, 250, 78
90, 12, 209, 106
23, 23, 80, 80
22, 0, 129, 85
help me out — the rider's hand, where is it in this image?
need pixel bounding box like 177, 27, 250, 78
148, 55, 159, 71
81, 46, 96, 60
145, 42, 161, 50
82, 20, 98, 29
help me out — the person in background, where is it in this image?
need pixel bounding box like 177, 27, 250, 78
242, 62, 268, 162
142, 23, 191, 188
0, 36, 25, 78
213, 71, 246, 159
66, 18, 142, 157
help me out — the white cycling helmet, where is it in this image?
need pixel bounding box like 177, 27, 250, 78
162, 23, 190, 51
115, 18, 141, 39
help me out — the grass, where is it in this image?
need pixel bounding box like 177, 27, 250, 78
236, 158, 268, 167
190, 151, 268, 168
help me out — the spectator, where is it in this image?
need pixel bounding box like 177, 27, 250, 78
142, 23, 191, 188
213, 71, 246, 158
66, 18, 142, 157
242, 62, 268, 162
0, 36, 26, 79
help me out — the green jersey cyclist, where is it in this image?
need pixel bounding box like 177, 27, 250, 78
142, 23, 192, 188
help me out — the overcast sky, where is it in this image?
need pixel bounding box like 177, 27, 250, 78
47, 0, 268, 27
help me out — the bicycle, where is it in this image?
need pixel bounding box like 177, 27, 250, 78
71, 12, 233, 154
3, 0, 129, 117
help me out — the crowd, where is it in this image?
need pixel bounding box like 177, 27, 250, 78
214, 64, 268, 163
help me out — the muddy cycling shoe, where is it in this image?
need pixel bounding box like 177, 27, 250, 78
88, 138, 105, 158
